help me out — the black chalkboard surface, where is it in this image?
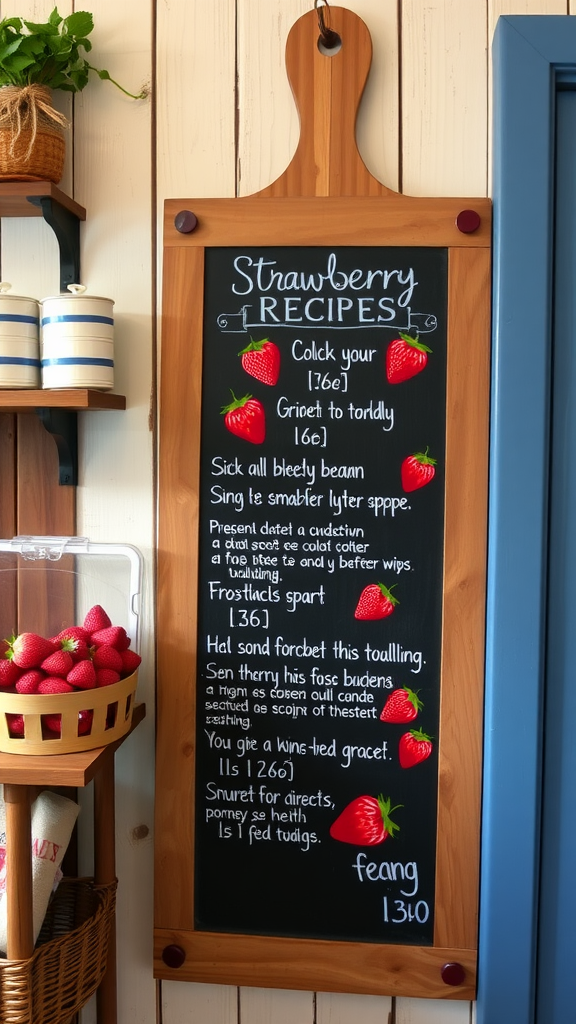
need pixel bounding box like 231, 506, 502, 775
194, 246, 447, 944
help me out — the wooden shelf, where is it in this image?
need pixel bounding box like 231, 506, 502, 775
0, 182, 86, 220
0, 703, 145, 786
0, 390, 126, 413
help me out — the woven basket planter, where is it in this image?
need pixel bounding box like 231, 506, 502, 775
0, 877, 116, 1024
0, 85, 66, 184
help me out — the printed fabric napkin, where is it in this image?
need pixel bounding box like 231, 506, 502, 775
0, 785, 80, 953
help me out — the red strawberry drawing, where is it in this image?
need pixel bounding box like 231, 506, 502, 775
380, 686, 423, 723
7, 632, 56, 669
401, 449, 437, 492
354, 583, 398, 620
330, 795, 401, 846
240, 337, 280, 385
399, 729, 433, 768
222, 392, 266, 444
386, 333, 432, 384
83, 605, 112, 632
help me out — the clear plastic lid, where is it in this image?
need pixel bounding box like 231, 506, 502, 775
0, 536, 142, 649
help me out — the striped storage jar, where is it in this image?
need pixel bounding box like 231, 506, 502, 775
41, 285, 114, 390
0, 282, 40, 388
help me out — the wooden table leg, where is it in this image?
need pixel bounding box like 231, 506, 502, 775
4, 783, 34, 960
94, 749, 117, 1024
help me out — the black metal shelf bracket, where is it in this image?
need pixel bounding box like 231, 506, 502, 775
26, 195, 81, 291
36, 408, 78, 486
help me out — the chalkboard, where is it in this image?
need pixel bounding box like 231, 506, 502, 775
155, 195, 490, 998
195, 245, 446, 944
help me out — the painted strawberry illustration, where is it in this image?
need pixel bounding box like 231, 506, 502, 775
354, 583, 398, 620
401, 449, 436, 492
386, 333, 432, 384
330, 794, 401, 846
380, 686, 423, 723
221, 392, 266, 444
399, 729, 433, 768
240, 337, 280, 385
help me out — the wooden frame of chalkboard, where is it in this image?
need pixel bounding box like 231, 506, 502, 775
155, 195, 490, 999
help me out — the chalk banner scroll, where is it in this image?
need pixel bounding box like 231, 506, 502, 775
156, 197, 491, 999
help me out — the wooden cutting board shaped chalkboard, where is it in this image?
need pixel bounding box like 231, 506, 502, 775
155, 4, 490, 1000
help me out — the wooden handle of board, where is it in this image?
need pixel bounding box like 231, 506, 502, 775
256, 6, 395, 199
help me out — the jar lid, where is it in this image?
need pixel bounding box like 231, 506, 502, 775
41, 284, 115, 305
0, 282, 39, 304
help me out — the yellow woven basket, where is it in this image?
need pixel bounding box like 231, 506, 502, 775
0, 670, 138, 755
0, 877, 116, 1024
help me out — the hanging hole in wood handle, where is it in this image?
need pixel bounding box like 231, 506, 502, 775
315, 0, 341, 54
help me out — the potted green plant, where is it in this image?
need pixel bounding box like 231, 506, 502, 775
0, 7, 146, 183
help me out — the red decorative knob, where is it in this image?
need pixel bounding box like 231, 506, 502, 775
162, 944, 186, 968
456, 209, 481, 234
174, 210, 198, 234
441, 961, 466, 986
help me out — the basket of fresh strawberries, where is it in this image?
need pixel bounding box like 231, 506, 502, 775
0, 602, 141, 754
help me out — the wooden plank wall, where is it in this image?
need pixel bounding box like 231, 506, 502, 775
0, 1, 572, 1023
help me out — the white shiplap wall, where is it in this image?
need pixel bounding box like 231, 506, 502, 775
1, 2, 572, 1022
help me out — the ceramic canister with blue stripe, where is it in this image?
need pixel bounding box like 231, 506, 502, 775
0, 282, 40, 388
41, 284, 114, 390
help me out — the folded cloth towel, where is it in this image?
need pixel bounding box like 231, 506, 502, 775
0, 786, 80, 953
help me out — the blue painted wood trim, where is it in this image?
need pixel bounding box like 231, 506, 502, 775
478, 15, 576, 1024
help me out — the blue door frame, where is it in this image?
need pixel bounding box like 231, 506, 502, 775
479, 16, 576, 1024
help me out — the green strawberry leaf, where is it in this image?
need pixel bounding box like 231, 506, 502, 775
399, 332, 433, 354
376, 582, 399, 606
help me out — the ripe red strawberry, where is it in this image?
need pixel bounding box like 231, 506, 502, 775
43, 709, 94, 737
221, 393, 265, 444
380, 686, 423, 723
15, 669, 44, 694
37, 676, 74, 694
67, 659, 97, 690
83, 605, 112, 632
0, 658, 21, 688
386, 333, 432, 384
42, 714, 62, 735
330, 795, 401, 846
399, 729, 433, 768
92, 644, 123, 673
401, 449, 437, 492
41, 650, 74, 677
90, 626, 130, 651
96, 668, 120, 687
77, 709, 94, 735
240, 337, 280, 386
120, 649, 141, 676
70, 642, 91, 663
8, 632, 56, 669
7, 713, 25, 737
354, 583, 398, 620
52, 626, 91, 647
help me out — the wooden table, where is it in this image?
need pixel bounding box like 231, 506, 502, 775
1, 703, 145, 1024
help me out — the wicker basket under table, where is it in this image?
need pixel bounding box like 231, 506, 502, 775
0, 877, 116, 1024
